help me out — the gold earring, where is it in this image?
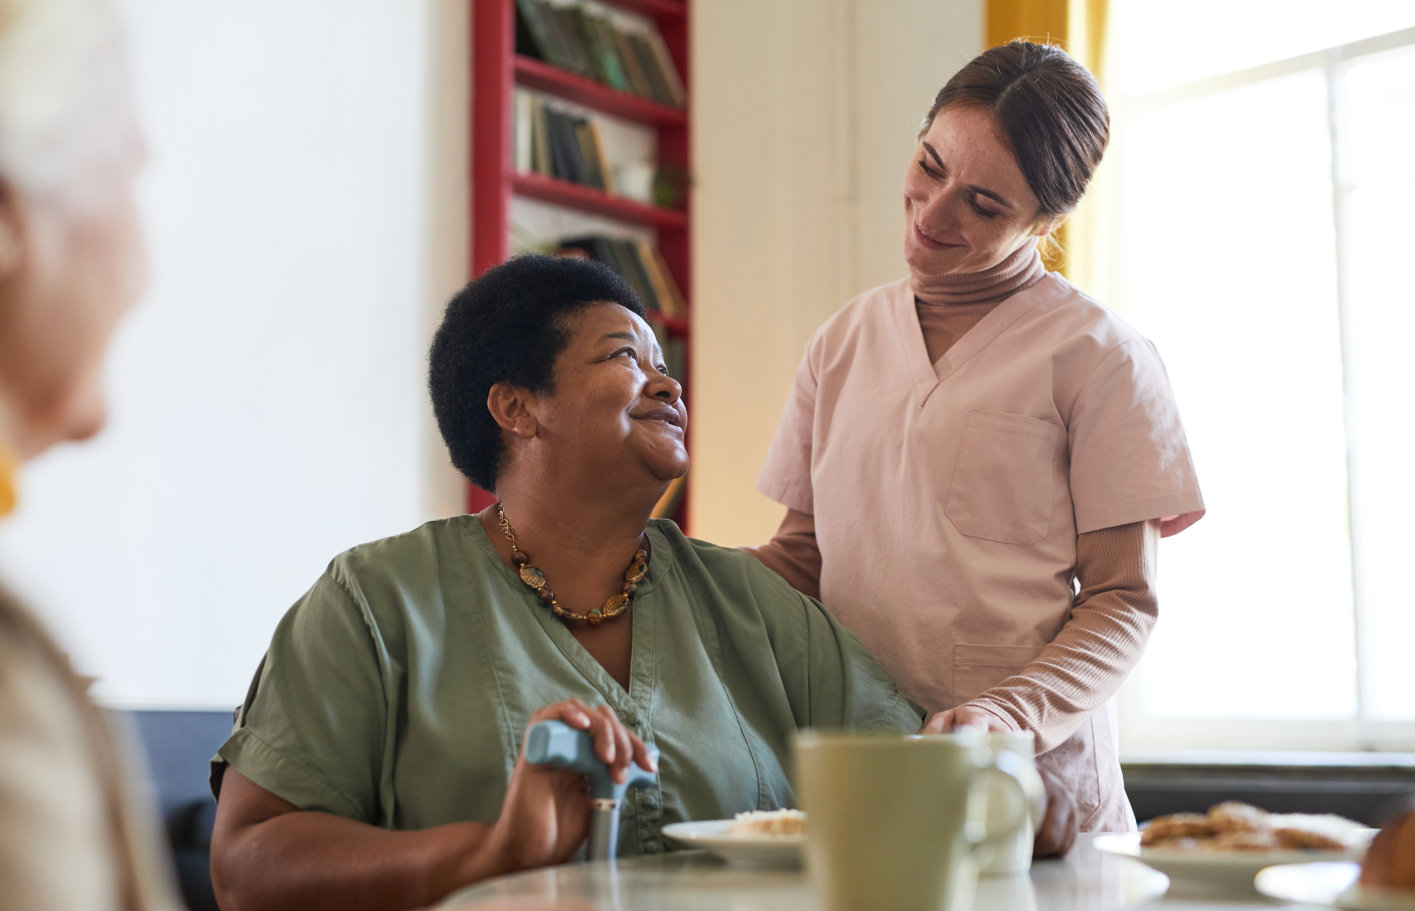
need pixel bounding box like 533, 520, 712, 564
0, 440, 19, 517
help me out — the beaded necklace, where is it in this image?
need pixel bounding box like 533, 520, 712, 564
496, 504, 648, 625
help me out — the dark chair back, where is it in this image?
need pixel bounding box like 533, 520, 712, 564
127, 709, 234, 911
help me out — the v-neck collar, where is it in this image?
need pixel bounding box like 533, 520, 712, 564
890, 274, 1058, 398
463, 515, 667, 711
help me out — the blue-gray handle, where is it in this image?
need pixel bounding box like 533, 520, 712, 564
524, 719, 658, 862
524, 719, 658, 802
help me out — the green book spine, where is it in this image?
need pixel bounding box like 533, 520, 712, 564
515, 0, 562, 68
588, 15, 630, 91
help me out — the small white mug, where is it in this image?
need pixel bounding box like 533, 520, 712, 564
978, 730, 1039, 876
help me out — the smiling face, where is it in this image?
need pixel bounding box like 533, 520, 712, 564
530, 302, 688, 488
903, 105, 1055, 278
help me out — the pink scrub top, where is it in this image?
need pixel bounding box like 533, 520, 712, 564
757, 273, 1204, 831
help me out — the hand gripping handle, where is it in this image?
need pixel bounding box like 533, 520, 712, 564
523, 719, 659, 861
524, 719, 658, 801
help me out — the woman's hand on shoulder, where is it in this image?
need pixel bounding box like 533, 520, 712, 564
483, 699, 656, 874
920, 704, 1011, 734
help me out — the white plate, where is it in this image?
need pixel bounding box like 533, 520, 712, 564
1092, 831, 1372, 897
661, 820, 803, 870
1256, 861, 1415, 910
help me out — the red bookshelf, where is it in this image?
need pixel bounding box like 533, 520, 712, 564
510, 172, 689, 228
513, 56, 688, 126
599, 0, 685, 16
470, 0, 693, 527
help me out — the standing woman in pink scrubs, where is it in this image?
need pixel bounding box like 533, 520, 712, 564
751, 40, 1204, 832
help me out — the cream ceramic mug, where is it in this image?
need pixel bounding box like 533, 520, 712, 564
978, 731, 1039, 876
795, 730, 1045, 911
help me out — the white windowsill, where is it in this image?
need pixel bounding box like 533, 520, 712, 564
1121, 750, 1415, 771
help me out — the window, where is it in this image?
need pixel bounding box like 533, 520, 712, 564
1103, 4, 1415, 751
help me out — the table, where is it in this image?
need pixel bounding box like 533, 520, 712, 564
438, 834, 1339, 910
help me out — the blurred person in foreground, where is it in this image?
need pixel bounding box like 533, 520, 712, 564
208, 254, 1073, 911
0, 0, 182, 908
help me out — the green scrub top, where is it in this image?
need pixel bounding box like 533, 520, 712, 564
213, 516, 921, 856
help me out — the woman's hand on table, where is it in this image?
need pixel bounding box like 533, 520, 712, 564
918, 708, 1079, 858
485, 700, 657, 872
1031, 762, 1078, 858
920, 704, 1010, 734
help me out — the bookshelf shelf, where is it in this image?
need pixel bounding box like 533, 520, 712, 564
471, 0, 694, 528
647, 311, 689, 337
514, 56, 687, 126
608, 0, 686, 18
511, 172, 688, 228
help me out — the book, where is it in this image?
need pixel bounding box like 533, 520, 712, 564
616, 238, 659, 309
524, 101, 615, 191
542, 106, 582, 184
517, 2, 685, 110
572, 117, 607, 190
584, 119, 614, 194
514, 0, 559, 65
559, 234, 662, 312
636, 240, 685, 319
624, 31, 673, 106
529, 95, 552, 175
567, 4, 609, 83
634, 240, 671, 316
569, 6, 630, 91
514, 89, 535, 174
543, 3, 594, 78
603, 237, 651, 307
557, 234, 615, 268
610, 24, 653, 98
651, 246, 688, 317
585, 12, 630, 92
638, 28, 686, 106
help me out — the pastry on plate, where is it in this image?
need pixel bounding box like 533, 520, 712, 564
1141, 802, 1364, 852
729, 809, 805, 836
1208, 800, 1270, 833
1139, 812, 1214, 845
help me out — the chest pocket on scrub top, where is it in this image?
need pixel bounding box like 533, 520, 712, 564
945, 410, 1062, 546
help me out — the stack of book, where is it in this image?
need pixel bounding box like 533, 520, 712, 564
557, 234, 687, 319
514, 91, 615, 192
515, 0, 686, 107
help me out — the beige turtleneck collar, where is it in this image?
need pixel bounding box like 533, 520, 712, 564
910, 243, 1048, 365
909, 241, 1046, 307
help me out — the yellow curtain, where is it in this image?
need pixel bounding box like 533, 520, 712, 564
985, 0, 1109, 290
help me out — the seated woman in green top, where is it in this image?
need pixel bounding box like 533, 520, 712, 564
207, 254, 925, 911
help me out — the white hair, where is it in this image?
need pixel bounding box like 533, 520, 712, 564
0, 0, 136, 205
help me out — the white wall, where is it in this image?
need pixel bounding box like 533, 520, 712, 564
0, 0, 469, 708
689, 0, 981, 546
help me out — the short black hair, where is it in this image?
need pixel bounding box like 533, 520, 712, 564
428, 253, 647, 491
